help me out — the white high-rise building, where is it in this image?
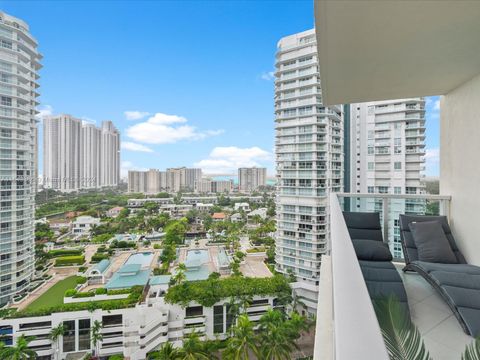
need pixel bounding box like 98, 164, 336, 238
100, 120, 120, 188
0, 12, 41, 306
274, 29, 343, 315
166, 167, 202, 192
43, 115, 82, 191
80, 123, 101, 189
238, 167, 266, 192
43, 117, 120, 192
128, 171, 147, 193
349, 99, 426, 257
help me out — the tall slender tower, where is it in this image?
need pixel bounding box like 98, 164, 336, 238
100, 120, 120, 188
349, 99, 426, 257
274, 29, 343, 316
0, 12, 41, 305
43, 115, 82, 192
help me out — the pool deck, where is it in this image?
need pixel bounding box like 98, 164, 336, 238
240, 255, 273, 278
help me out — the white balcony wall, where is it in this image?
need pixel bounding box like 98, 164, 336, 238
441, 72, 480, 266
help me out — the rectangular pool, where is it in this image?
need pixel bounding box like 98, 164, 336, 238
125, 252, 153, 268
186, 249, 209, 264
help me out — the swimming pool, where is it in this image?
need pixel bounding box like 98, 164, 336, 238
186, 249, 209, 264
125, 252, 154, 268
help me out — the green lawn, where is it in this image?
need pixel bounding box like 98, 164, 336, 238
27, 276, 82, 311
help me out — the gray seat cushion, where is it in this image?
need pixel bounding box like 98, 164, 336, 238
360, 260, 409, 316
408, 220, 458, 264
410, 260, 480, 336
343, 211, 383, 242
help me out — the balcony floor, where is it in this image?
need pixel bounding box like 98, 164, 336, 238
396, 264, 474, 360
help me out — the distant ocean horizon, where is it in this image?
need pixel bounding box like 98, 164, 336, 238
211, 175, 276, 186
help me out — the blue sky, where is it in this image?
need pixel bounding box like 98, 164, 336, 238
2, 1, 440, 177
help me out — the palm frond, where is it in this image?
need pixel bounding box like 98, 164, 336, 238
462, 337, 480, 360
373, 296, 431, 360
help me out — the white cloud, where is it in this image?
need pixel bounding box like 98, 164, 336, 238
260, 71, 275, 81
81, 116, 96, 125
434, 99, 440, 110
126, 112, 223, 144
35, 105, 53, 120
121, 141, 154, 153
194, 146, 272, 174
425, 148, 440, 176
124, 111, 150, 120
120, 160, 147, 177
425, 148, 440, 165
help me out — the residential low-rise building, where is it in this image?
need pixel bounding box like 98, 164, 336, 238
106, 206, 125, 218
72, 216, 100, 236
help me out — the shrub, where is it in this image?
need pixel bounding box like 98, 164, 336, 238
153, 244, 161, 250
73, 291, 95, 298
91, 253, 109, 263
108, 355, 124, 360
165, 275, 292, 307
76, 277, 87, 284
95, 287, 107, 295
65, 289, 77, 297
55, 255, 85, 266
153, 267, 169, 276
106, 288, 132, 295
92, 233, 113, 243
78, 266, 88, 273
48, 249, 83, 257
35, 265, 44, 271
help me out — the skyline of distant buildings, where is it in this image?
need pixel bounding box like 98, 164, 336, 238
43, 114, 120, 192
128, 167, 269, 194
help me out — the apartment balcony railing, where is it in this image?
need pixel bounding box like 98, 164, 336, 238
314, 193, 452, 359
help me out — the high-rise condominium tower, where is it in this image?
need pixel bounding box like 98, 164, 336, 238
43, 115, 82, 191
238, 167, 266, 192
348, 99, 426, 257
0, 12, 41, 306
100, 120, 120, 187
43, 116, 120, 192
274, 29, 343, 315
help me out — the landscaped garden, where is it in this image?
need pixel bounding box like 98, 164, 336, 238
26, 275, 83, 311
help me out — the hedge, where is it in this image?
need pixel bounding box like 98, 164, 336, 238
48, 249, 83, 257
95, 287, 107, 295
91, 253, 109, 263
165, 275, 292, 307
55, 256, 85, 266
9, 286, 144, 318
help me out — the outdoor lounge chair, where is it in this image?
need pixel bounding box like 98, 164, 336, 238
343, 211, 409, 315
399, 214, 480, 336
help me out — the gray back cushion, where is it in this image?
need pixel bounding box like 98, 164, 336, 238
343, 212, 383, 242
399, 215, 466, 265
408, 221, 458, 263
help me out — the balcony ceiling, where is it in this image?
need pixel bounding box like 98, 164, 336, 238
314, 0, 480, 105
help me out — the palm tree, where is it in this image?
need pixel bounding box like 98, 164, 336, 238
172, 263, 187, 285
90, 320, 103, 358
177, 332, 212, 360
258, 310, 298, 360
222, 314, 259, 360
0, 334, 37, 360
49, 324, 66, 360
148, 342, 181, 359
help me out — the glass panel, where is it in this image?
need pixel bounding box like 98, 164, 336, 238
78, 319, 90, 351
213, 305, 224, 334
62, 320, 75, 353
